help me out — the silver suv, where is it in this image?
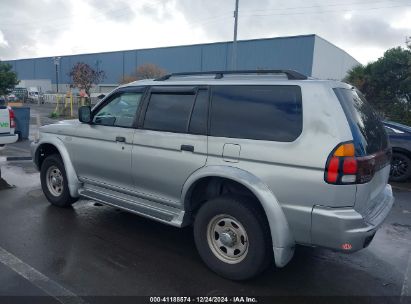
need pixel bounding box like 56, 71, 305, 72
31, 70, 394, 280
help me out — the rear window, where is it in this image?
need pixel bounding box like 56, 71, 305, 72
144, 93, 196, 133
334, 88, 388, 155
210, 85, 302, 142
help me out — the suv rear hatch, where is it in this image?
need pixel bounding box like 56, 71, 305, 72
333, 87, 391, 223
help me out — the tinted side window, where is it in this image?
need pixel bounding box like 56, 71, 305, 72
144, 93, 196, 133
334, 88, 388, 155
210, 85, 302, 142
189, 89, 208, 135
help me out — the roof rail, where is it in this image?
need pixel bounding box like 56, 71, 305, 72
154, 69, 308, 81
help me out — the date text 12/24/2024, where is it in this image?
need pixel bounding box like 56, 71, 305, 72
150, 297, 258, 303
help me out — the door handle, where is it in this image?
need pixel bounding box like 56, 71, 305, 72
116, 136, 126, 142
180, 144, 194, 152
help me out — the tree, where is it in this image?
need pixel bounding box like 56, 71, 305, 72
69, 62, 105, 103
0, 61, 19, 96
344, 45, 411, 125
120, 63, 167, 84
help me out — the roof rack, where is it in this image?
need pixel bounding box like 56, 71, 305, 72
154, 69, 308, 81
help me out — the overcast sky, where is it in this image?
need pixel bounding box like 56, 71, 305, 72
0, 0, 410, 64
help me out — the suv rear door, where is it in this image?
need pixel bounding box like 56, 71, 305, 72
132, 86, 208, 205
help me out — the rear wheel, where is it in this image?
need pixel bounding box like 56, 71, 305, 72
389, 152, 411, 182
40, 154, 78, 207
194, 195, 273, 280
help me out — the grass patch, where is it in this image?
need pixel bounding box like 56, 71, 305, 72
49, 111, 59, 118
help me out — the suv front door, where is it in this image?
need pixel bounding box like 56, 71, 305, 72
70, 87, 145, 191
131, 87, 209, 206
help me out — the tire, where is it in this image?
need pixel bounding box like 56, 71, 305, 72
389, 152, 411, 182
194, 195, 273, 280
40, 154, 78, 207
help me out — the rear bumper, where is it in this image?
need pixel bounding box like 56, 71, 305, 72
0, 133, 18, 145
311, 184, 394, 252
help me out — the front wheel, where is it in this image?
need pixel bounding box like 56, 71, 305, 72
194, 195, 273, 280
40, 154, 78, 207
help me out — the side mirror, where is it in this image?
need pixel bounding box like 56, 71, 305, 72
78, 106, 92, 123
97, 94, 105, 99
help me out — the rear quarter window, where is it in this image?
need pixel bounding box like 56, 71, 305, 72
334, 88, 388, 155
210, 85, 302, 142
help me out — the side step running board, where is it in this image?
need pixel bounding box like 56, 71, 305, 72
79, 187, 185, 227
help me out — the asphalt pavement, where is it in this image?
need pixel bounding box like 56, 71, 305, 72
0, 105, 409, 303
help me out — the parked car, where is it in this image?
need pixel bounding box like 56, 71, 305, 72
7, 94, 17, 102
0, 104, 18, 149
31, 70, 394, 280
383, 121, 411, 182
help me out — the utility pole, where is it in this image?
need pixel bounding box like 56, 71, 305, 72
232, 0, 239, 70
53, 57, 61, 93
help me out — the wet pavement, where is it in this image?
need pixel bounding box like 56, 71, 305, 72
0, 105, 410, 302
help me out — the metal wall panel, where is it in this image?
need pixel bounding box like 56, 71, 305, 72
123, 50, 137, 77
137, 45, 202, 73
311, 36, 360, 80
97, 52, 123, 84
236, 36, 314, 75
34, 57, 55, 83
14, 59, 35, 80
59, 56, 71, 84
4, 35, 357, 86
201, 43, 229, 71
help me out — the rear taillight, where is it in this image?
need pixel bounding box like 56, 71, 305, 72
9, 108, 16, 129
324, 142, 391, 185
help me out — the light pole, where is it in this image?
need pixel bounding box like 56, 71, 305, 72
53, 57, 61, 93
95, 59, 102, 92
232, 0, 239, 70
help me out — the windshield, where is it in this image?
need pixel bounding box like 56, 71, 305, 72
334, 87, 388, 156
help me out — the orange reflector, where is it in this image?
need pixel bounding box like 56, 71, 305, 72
334, 143, 355, 157
341, 243, 352, 250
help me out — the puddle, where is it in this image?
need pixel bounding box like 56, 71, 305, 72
28, 189, 44, 198
0, 164, 39, 189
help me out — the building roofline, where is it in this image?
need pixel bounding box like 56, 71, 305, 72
4, 34, 317, 62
